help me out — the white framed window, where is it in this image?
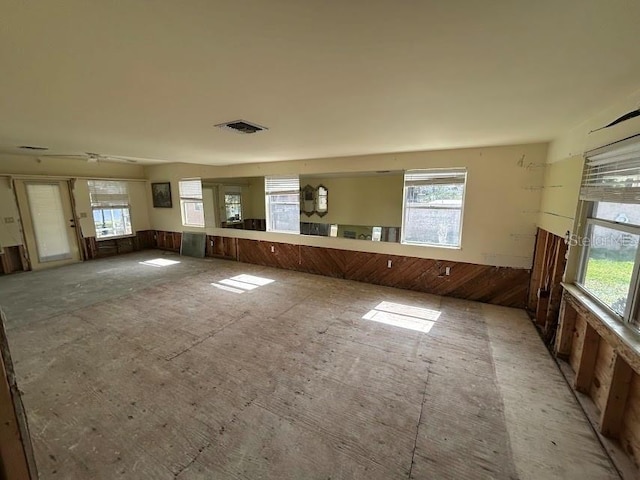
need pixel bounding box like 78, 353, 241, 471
179, 179, 204, 227
88, 180, 133, 239
225, 193, 243, 223
265, 175, 300, 234
576, 137, 640, 330
401, 169, 466, 247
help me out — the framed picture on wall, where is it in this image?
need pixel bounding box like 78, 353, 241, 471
151, 182, 172, 208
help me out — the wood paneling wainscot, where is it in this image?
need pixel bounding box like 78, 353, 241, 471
199, 236, 531, 308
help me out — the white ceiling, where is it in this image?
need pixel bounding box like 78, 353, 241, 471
1, 0, 639, 166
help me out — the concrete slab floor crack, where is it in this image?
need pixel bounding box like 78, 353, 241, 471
408, 371, 430, 480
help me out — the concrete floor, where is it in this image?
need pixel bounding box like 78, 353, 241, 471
0, 251, 620, 479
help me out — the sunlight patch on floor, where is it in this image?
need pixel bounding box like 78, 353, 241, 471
139, 258, 181, 268
211, 274, 275, 294
362, 301, 440, 332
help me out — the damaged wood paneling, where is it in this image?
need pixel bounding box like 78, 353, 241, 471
211, 236, 530, 308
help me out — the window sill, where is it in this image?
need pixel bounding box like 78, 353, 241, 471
96, 234, 135, 242
401, 241, 461, 250
562, 282, 640, 357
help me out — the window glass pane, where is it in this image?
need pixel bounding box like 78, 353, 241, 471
594, 202, 640, 226
182, 201, 204, 226
94, 207, 132, 238
581, 224, 639, 316
268, 202, 299, 233
265, 175, 300, 234
401, 175, 465, 247
403, 207, 461, 246
406, 184, 464, 205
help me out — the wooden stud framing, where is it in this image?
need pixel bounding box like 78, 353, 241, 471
544, 240, 568, 338
555, 300, 577, 359
574, 323, 600, 394
599, 353, 633, 438
528, 229, 549, 311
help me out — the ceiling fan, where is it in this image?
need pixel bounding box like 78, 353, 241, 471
38, 152, 139, 164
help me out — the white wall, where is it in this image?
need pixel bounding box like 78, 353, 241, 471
145, 143, 548, 268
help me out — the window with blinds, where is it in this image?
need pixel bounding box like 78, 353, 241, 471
401, 169, 466, 247
88, 180, 132, 239
577, 137, 640, 330
179, 179, 204, 227
580, 137, 640, 203
265, 175, 300, 234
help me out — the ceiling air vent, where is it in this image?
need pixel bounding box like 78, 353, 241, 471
215, 120, 268, 134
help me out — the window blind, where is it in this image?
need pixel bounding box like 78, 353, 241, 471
179, 180, 203, 200
265, 175, 299, 194
404, 169, 466, 186
88, 180, 130, 207
581, 137, 640, 203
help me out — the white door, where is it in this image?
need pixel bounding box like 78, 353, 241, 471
14, 180, 81, 270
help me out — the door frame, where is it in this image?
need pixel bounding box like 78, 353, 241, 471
12, 178, 82, 270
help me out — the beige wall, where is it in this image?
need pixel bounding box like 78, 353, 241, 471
537, 156, 583, 238
548, 88, 640, 164
300, 174, 403, 227
246, 177, 265, 219
145, 143, 548, 268
0, 154, 149, 249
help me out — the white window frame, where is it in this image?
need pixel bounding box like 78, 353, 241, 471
179, 179, 204, 227
400, 168, 467, 248
265, 175, 300, 234
87, 180, 133, 239
575, 136, 640, 330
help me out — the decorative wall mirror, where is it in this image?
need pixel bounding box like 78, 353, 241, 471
316, 185, 328, 217
301, 184, 315, 217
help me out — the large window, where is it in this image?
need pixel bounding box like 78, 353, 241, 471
265, 175, 300, 234
179, 179, 204, 227
401, 169, 466, 247
577, 138, 640, 329
88, 180, 132, 239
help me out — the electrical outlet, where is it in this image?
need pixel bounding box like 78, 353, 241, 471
445, 266, 451, 276
270, 245, 275, 253
3, 217, 15, 224
210, 240, 214, 247
387, 260, 392, 268
79, 212, 87, 218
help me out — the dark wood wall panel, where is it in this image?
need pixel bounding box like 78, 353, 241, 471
299, 245, 345, 278
215, 236, 529, 308
136, 230, 155, 250
343, 252, 529, 307
155, 231, 181, 252
237, 239, 303, 272
206, 236, 238, 260
0, 246, 28, 274
83, 230, 157, 260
